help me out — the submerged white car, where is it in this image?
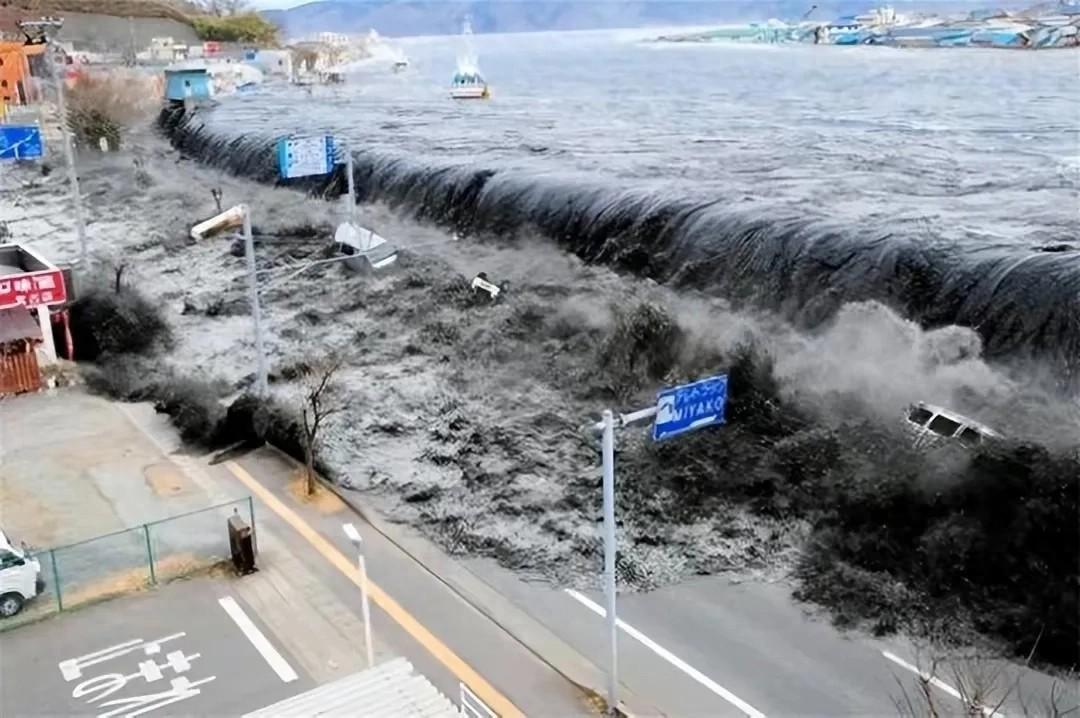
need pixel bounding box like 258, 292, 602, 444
904, 402, 1003, 449
0, 528, 43, 618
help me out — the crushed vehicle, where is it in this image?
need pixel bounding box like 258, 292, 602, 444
904, 401, 1003, 450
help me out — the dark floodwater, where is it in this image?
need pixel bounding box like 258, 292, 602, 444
174, 30, 1080, 374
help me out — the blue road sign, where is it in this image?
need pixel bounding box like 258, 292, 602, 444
0, 125, 44, 161
652, 374, 728, 442
276, 135, 335, 179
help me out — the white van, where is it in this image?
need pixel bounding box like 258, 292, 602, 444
904, 402, 1003, 449
0, 528, 43, 618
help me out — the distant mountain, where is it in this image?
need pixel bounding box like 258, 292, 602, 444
263, 1, 1019, 39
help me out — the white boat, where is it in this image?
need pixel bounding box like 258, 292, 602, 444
450, 17, 490, 100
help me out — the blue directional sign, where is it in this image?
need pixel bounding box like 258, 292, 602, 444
0, 125, 44, 161
276, 135, 335, 179
652, 374, 728, 442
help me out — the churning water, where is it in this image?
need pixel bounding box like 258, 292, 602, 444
166, 29, 1080, 378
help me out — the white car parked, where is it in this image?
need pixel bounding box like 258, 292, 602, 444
0, 528, 43, 618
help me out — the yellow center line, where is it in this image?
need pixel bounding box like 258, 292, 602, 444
225, 460, 525, 718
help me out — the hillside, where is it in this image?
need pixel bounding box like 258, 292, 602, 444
0, 0, 200, 50
261, 0, 1030, 38
0, 0, 191, 23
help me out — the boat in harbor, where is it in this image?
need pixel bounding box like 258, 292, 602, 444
450, 17, 490, 99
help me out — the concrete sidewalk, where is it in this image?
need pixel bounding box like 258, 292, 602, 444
218, 448, 601, 717
0, 391, 217, 549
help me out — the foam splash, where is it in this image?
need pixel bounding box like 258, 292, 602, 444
158, 106, 1080, 384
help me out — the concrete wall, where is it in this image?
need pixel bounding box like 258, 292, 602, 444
54, 12, 200, 54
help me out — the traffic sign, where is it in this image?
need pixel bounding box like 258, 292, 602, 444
0, 125, 44, 161
652, 374, 728, 441
276, 135, 335, 179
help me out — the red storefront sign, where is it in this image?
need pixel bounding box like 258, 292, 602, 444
0, 269, 67, 309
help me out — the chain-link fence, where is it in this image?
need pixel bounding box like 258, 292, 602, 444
5, 497, 254, 628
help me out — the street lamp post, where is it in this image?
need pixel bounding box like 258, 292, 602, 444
20, 18, 88, 267
342, 522, 374, 669
240, 205, 269, 396
593, 404, 659, 716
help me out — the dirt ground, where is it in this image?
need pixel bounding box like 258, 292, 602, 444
4, 128, 1075, 593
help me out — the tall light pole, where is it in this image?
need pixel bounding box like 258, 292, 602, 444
20, 18, 88, 267
594, 405, 657, 715
343, 522, 374, 668
241, 205, 269, 396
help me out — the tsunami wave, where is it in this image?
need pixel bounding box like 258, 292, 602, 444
159, 106, 1080, 381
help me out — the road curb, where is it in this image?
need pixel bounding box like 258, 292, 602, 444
263, 446, 657, 717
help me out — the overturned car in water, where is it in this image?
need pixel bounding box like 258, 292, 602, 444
904, 402, 1003, 450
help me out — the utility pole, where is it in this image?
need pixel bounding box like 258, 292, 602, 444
241, 205, 269, 396
20, 18, 88, 267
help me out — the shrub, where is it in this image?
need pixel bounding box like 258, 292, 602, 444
589, 301, 684, 400
221, 393, 338, 478
152, 377, 227, 447
83, 356, 228, 449
69, 286, 172, 360
82, 353, 164, 401
66, 70, 160, 151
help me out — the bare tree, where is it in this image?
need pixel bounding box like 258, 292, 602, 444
299, 354, 345, 496
891, 643, 1077, 718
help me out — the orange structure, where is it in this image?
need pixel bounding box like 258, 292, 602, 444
0, 42, 44, 107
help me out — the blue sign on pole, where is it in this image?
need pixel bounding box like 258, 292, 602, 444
0, 125, 44, 161
652, 374, 728, 442
276, 135, 336, 179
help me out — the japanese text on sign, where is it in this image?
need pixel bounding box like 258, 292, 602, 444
276, 135, 335, 179
653, 374, 728, 442
0, 269, 67, 309
58, 633, 216, 718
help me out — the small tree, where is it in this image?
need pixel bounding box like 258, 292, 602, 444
891, 644, 1075, 718
299, 354, 345, 496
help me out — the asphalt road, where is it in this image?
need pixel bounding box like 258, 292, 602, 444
227, 450, 595, 718
468, 560, 1080, 717
0, 577, 312, 718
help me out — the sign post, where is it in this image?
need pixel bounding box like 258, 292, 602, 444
592, 373, 728, 715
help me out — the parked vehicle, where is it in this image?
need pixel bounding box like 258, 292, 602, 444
904, 402, 1002, 449
0, 528, 42, 618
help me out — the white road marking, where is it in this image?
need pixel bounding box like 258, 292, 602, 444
218, 596, 298, 683
881, 650, 1006, 718
564, 588, 766, 718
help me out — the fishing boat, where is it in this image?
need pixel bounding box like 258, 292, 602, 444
450, 17, 490, 100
